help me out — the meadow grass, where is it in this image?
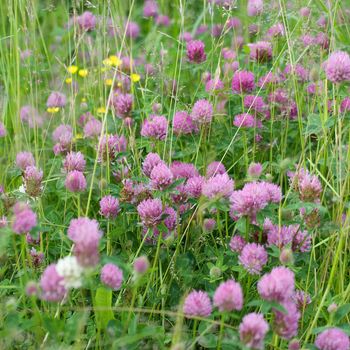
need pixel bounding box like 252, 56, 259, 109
0, 0, 349, 349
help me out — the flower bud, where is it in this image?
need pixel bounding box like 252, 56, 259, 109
280, 248, 294, 265
203, 218, 216, 233
210, 266, 222, 279
327, 303, 337, 313
134, 256, 150, 275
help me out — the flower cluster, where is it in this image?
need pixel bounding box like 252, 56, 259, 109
288, 168, 322, 203
186, 40, 206, 63
2, 2, 347, 348
141, 115, 168, 140
68, 217, 103, 267
258, 267, 301, 339
12, 202, 37, 234
230, 181, 282, 222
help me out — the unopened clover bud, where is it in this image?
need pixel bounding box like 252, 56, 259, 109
309, 67, 320, 82
26, 281, 39, 297
288, 339, 300, 350
265, 173, 273, 182
280, 248, 294, 265
281, 208, 293, 220
327, 303, 337, 313
80, 102, 88, 110
134, 256, 149, 275
210, 266, 222, 278
161, 285, 167, 296
280, 158, 292, 170
6, 297, 17, 311
203, 218, 216, 233
171, 343, 185, 350
126, 240, 133, 249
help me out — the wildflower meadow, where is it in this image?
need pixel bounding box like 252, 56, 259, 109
1, 0, 350, 349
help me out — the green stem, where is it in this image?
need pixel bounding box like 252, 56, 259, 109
217, 313, 226, 350
192, 319, 198, 339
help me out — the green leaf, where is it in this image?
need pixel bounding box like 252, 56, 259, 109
198, 334, 218, 348
312, 323, 350, 336
164, 178, 185, 191
305, 114, 323, 135
338, 324, 350, 336
304, 114, 336, 136
235, 217, 248, 235
111, 326, 164, 348
64, 311, 89, 343
42, 316, 65, 340
334, 304, 350, 323
247, 300, 286, 314
311, 326, 331, 335
94, 287, 114, 330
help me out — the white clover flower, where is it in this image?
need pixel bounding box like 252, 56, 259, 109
56, 256, 84, 289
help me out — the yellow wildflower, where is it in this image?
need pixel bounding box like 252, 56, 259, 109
103, 58, 112, 66
67, 65, 78, 74
105, 79, 113, 86
73, 133, 83, 142
130, 73, 141, 82
97, 107, 106, 114
47, 107, 60, 114
109, 55, 122, 67
78, 69, 88, 77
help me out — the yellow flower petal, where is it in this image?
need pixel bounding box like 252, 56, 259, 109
97, 107, 106, 114
130, 73, 141, 82
65, 77, 73, 84
78, 69, 88, 77
47, 107, 60, 114
105, 78, 113, 86
67, 65, 78, 74
103, 58, 112, 66
109, 55, 122, 67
